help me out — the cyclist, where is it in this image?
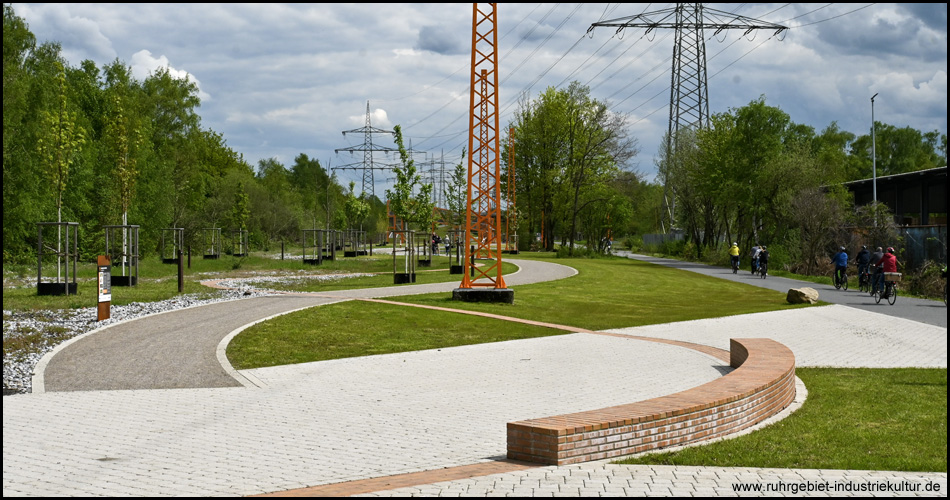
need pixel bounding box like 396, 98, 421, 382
750, 244, 761, 274
869, 246, 885, 295
878, 247, 899, 298
729, 242, 740, 272
855, 245, 871, 288
758, 245, 770, 277
832, 246, 849, 287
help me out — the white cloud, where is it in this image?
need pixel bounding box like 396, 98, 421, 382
15, 3, 115, 63
129, 49, 211, 102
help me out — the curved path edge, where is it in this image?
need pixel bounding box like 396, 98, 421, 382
36, 258, 576, 392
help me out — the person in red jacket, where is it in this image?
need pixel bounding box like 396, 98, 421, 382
875, 247, 899, 296
880, 247, 898, 273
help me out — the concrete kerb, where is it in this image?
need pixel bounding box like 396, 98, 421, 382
215, 297, 352, 388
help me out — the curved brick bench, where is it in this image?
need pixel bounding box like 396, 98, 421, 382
507, 338, 796, 465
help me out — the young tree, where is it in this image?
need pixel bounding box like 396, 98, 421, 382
444, 149, 467, 230
37, 61, 85, 225
385, 125, 434, 232
343, 181, 370, 230
232, 181, 250, 232
104, 92, 142, 227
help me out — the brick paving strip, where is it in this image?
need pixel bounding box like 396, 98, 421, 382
251, 460, 539, 497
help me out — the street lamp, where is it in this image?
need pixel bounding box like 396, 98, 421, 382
871, 92, 878, 226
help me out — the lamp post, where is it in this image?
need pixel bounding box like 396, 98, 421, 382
871, 92, 878, 226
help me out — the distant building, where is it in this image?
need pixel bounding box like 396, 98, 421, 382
842, 166, 947, 226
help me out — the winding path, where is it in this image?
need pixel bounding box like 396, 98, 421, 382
37, 258, 577, 392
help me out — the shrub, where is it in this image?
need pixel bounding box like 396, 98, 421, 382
904, 260, 947, 299
622, 235, 642, 252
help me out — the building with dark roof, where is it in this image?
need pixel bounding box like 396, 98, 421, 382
842, 166, 947, 226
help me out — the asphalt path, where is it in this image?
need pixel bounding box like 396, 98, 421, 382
616, 251, 947, 329
38, 258, 577, 393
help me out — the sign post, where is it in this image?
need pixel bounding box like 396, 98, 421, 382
97, 255, 111, 321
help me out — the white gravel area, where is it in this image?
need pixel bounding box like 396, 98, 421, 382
2, 271, 372, 395
2, 289, 273, 395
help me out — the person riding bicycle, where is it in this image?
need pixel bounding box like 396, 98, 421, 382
758, 245, 770, 276
855, 245, 871, 285
878, 247, 899, 297
832, 246, 849, 286
750, 244, 761, 274
729, 242, 740, 271
869, 246, 885, 294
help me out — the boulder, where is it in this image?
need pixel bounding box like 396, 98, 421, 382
787, 287, 819, 304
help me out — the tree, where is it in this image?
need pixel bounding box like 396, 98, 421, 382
511, 82, 638, 252
789, 187, 844, 275
253, 157, 300, 247
290, 153, 332, 230
232, 181, 250, 232
662, 96, 827, 258
104, 92, 142, 226
343, 181, 370, 230
385, 125, 434, 232
37, 61, 85, 224
849, 124, 947, 180
444, 149, 467, 230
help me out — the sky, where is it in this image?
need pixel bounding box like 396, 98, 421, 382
11, 3, 948, 199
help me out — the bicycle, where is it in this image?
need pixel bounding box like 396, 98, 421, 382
873, 272, 900, 305
759, 261, 768, 279
858, 267, 870, 293
731, 257, 739, 274
833, 267, 848, 291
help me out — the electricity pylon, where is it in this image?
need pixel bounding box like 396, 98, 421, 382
589, 3, 787, 233
334, 101, 397, 198
459, 2, 506, 291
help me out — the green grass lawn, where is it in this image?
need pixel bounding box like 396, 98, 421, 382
226, 299, 564, 369
227, 252, 816, 367
616, 367, 947, 473
392, 253, 816, 331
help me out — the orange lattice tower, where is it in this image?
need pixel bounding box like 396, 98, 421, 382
454, 3, 512, 303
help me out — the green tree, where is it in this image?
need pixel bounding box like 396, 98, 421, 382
343, 181, 370, 230
385, 125, 434, 232
37, 61, 85, 224
290, 153, 333, 230
232, 180, 250, 232
444, 149, 467, 230
3, 4, 44, 261
104, 92, 142, 226
511, 82, 638, 252
253, 157, 300, 247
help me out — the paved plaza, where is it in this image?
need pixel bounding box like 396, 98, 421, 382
3, 257, 946, 497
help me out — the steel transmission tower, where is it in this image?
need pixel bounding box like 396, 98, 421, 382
334, 101, 397, 198
589, 3, 786, 233
458, 2, 507, 294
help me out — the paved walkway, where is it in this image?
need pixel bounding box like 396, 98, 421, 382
3, 257, 946, 497
615, 251, 947, 328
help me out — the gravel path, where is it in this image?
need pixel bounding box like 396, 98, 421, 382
8, 258, 577, 394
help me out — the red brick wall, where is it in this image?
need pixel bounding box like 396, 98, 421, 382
507, 338, 796, 465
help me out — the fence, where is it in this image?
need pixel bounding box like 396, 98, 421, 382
642, 231, 686, 247
898, 225, 947, 269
